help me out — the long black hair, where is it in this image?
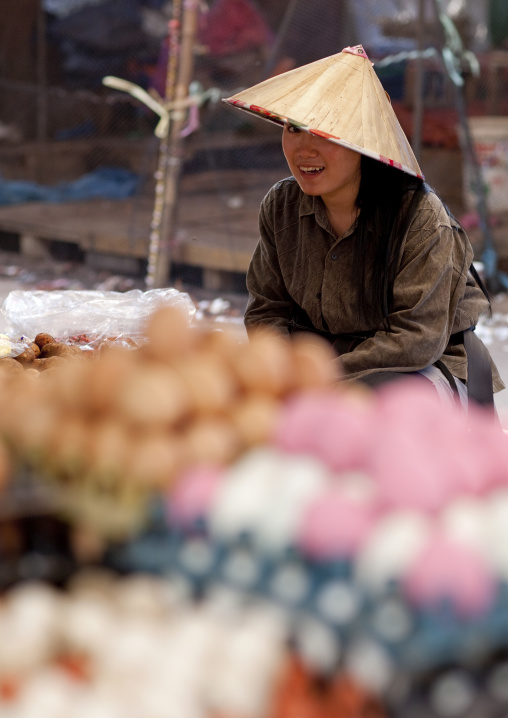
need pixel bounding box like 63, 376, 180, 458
352, 155, 426, 330
352, 155, 491, 329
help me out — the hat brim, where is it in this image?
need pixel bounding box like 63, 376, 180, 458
224, 97, 424, 180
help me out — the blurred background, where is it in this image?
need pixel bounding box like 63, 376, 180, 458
1, 0, 508, 293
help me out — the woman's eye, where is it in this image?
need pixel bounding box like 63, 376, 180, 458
287, 125, 301, 134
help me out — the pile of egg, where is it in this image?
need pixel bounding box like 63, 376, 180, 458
0, 572, 289, 718
0, 571, 398, 718
0, 306, 340, 538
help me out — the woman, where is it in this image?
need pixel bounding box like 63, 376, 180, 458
223, 45, 504, 408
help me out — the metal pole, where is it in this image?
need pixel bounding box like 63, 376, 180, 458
151, 0, 200, 289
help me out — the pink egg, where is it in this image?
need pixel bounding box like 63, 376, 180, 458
313, 400, 373, 473
274, 391, 373, 472
366, 382, 478, 512
373, 378, 453, 438
402, 533, 496, 617
462, 407, 508, 493
369, 431, 458, 513
297, 489, 376, 560
273, 391, 342, 457
167, 465, 224, 526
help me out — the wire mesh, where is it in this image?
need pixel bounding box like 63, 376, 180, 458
0, 0, 507, 286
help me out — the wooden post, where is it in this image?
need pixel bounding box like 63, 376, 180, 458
151, 0, 200, 289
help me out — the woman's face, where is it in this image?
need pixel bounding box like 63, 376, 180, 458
282, 124, 361, 207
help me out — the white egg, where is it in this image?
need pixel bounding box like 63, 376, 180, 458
440, 496, 490, 557
257, 453, 331, 553
208, 447, 284, 539
354, 510, 434, 592
482, 489, 508, 578
14, 668, 80, 718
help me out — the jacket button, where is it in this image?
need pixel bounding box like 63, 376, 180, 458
331, 253, 337, 260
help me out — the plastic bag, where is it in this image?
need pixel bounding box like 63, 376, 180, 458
1, 288, 196, 348
0, 332, 31, 359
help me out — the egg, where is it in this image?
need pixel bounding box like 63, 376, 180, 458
402, 532, 496, 617
230, 392, 281, 448
80, 346, 137, 416
233, 329, 295, 396
115, 364, 190, 428
172, 351, 237, 415
128, 432, 184, 489
354, 510, 434, 593
85, 418, 132, 480
290, 333, 341, 389
182, 416, 241, 467
45, 413, 91, 476
143, 305, 197, 363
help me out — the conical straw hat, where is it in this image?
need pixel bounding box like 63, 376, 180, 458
223, 45, 423, 179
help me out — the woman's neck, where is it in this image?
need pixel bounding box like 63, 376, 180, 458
321, 180, 360, 236
324, 202, 359, 237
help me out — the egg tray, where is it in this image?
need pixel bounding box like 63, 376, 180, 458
103, 510, 508, 689
5, 467, 504, 687
3, 476, 508, 716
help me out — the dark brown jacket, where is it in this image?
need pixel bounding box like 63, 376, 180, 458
245, 176, 504, 391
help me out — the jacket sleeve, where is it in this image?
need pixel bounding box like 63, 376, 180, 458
339, 199, 474, 381
244, 196, 293, 335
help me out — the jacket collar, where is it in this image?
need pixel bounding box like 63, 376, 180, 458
298, 190, 358, 240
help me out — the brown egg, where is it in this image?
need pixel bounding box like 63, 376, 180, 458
173, 350, 237, 415
127, 432, 184, 488
231, 392, 282, 448
182, 416, 241, 466
233, 329, 295, 396
3, 390, 58, 460
198, 326, 246, 366
86, 418, 131, 479
143, 305, 197, 363
46, 413, 90, 477
23, 367, 40, 378
115, 364, 190, 428
46, 356, 92, 412
81, 346, 137, 416
291, 333, 341, 389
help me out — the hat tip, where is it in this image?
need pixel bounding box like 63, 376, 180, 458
341, 45, 372, 64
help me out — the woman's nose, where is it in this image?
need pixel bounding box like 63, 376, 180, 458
297, 133, 318, 153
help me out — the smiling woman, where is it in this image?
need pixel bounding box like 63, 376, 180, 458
223, 45, 504, 413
